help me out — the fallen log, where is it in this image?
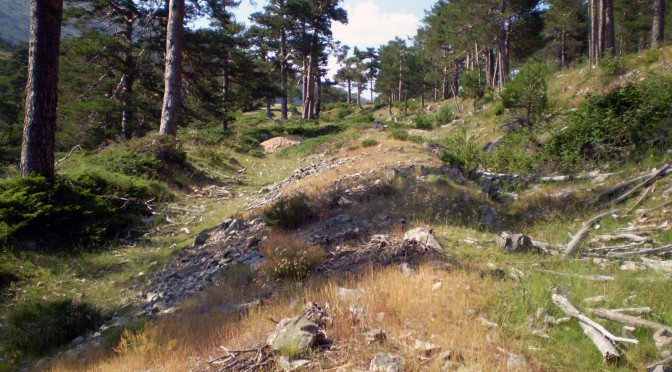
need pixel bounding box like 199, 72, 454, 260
564, 209, 620, 257
640, 257, 672, 274
647, 355, 672, 370
625, 186, 654, 215
606, 245, 672, 259
591, 173, 654, 204
589, 234, 652, 244
593, 308, 672, 332
611, 165, 671, 205
551, 293, 639, 345
578, 321, 621, 362
587, 307, 652, 316
536, 269, 615, 282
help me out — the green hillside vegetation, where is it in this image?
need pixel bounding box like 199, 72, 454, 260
2, 0, 672, 371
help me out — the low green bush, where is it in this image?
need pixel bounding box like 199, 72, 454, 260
440, 130, 486, 176
335, 106, 354, 120
600, 56, 626, 77
642, 49, 662, 65
388, 129, 409, 141
434, 105, 454, 126
361, 139, 378, 147
487, 130, 545, 174
547, 75, 672, 171
263, 195, 315, 229
1, 299, 102, 357
414, 115, 433, 130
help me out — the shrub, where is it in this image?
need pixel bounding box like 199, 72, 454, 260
335, 106, 354, 120
2, 300, 102, 357
434, 105, 454, 126
501, 61, 552, 129
600, 56, 626, 77
440, 129, 486, 176
102, 319, 146, 350
642, 49, 662, 65
388, 129, 409, 141
487, 130, 545, 174
263, 195, 315, 229
460, 69, 491, 110
414, 115, 433, 130
546, 75, 672, 171
361, 139, 378, 147
260, 233, 326, 280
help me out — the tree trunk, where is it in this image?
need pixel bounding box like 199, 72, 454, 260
398, 53, 403, 102
159, 0, 185, 137
266, 98, 273, 118
652, 0, 666, 49
347, 79, 351, 103
598, 0, 605, 56
221, 53, 229, 132
604, 0, 615, 56
20, 0, 64, 178
120, 18, 134, 140
315, 77, 322, 119
590, 0, 599, 66
280, 26, 288, 120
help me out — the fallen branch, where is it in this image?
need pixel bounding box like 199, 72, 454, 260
564, 209, 620, 257
605, 245, 672, 259
640, 257, 672, 274
624, 186, 654, 215
593, 308, 672, 332
589, 234, 652, 244
54, 145, 82, 167
647, 355, 672, 370
552, 293, 639, 345
591, 173, 653, 204
536, 269, 614, 282
578, 321, 621, 362
611, 165, 671, 205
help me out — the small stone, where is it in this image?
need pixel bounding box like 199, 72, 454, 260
507, 353, 528, 370
432, 281, 443, 291
414, 339, 440, 356
620, 261, 645, 271
70, 336, 85, 347
363, 329, 387, 344
654, 328, 672, 349
369, 353, 405, 372
277, 356, 312, 371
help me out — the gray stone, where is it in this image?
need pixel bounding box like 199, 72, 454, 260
369, 353, 405, 372
277, 356, 312, 371
194, 230, 210, 246
266, 317, 319, 356
654, 328, 672, 349
648, 366, 672, 372
403, 227, 443, 252
498, 232, 534, 253
70, 336, 85, 347
507, 353, 528, 370
414, 339, 440, 357
363, 329, 387, 344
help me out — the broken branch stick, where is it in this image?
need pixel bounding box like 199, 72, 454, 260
647, 355, 672, 370
536, 269, 615, 282
605, 245, 672, 259
551, 293, 639, 345
611, 165, 671, 205
578, 321, 621, 362
625, 186, 654, 215
593, 308, 672, 332
564, 209, 620, 257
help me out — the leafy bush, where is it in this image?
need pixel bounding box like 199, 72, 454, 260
487, 130, 545, 174
388, 129, 409, 141
440, 130, 486, 176
414, 115, 433, 130
546, 75, 672, 171
263, 195, 315, 229
361, 139, 378, 147
460, 69, 491, 109
2, 300, 102, 357
434, 105, 454, 126
600, 56, 626, 77
346, 113, 375, 124
501, 61, 552, 128
260, 233, 326, 280
641, 49, 662, 65
335, 106, 354, 120
102, 319, 146, 350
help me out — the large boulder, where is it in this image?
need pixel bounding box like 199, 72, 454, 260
403, 227, 443, 252
266, 317, 319, 356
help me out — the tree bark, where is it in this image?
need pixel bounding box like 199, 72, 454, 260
603, 0, 615, 56
315, 77, 322, 119
280, 24, 288, 120
652, 0, 666, 49
159, 0, 185, 137
20, 0, 64, 178
590, 0, 598, 66
598, 0, 605, 57
120, 17, 134, 140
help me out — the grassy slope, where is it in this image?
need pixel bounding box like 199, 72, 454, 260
3, 48, 672, 371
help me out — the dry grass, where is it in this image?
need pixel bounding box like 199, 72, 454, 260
48, 264, 521, 371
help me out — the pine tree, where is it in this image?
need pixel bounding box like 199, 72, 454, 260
159, 0, 185, 137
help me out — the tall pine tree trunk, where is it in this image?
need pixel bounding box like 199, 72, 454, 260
120, 18, 134, 140
604, 0, 615, 56
590, 0, 599, 66
280, 26, 288, 120
20, 0, 64, 178
315, 77, 322, 119
159, 0, 185, 137
652, 0, 666, 49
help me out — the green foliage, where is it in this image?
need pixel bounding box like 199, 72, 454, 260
388, 129, 409, 141
346, 112, 375, 124
487, 130, 545, 174
414, 115, 433, 130
260, 233, 326, 280
600, 56, 626, 77
335, 105, 354, 120
440, 130, 486, 176
459, 69, 489, 109
1, 299, 102, 357
361, 139, 378, 147
434, 105, 454, 126
263, 195, 315, 229
546, 75, 672, 171
494, 102, 505, 116
641, 49, 662, 65
501, 61, 552, 128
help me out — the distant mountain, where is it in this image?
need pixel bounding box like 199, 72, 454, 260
0, 0, 81, 46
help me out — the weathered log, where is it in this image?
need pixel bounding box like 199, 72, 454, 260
589, 234, 652, 244
647, 355, 672, 370
593, 308, 672, 332
551, 293, 639, 344
606, 245, 672, 259
537, 269, 615, 282
611, 165, 671, 205
625, 186, 654, 215
591, 173, 653, 204
564, 209, 620, 257
640, 257, 672, 274
578, 321, 621, 362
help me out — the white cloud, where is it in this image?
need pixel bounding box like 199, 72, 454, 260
332, 1, 419, 49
